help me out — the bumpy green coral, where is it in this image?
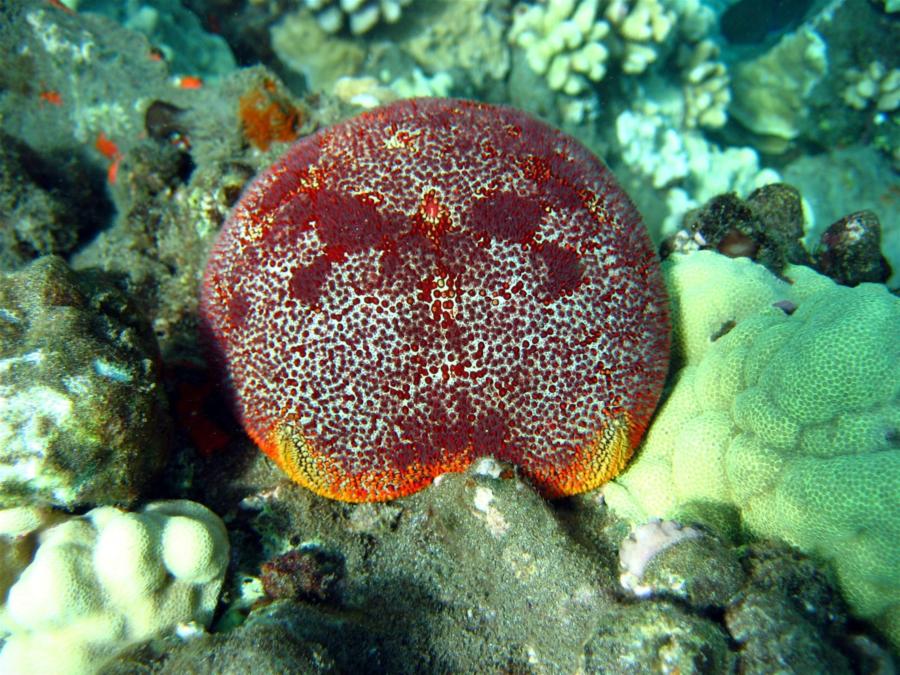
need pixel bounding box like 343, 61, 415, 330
604, 251, 900, 649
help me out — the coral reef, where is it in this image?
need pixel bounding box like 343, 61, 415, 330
0, 257, 169, 509
160, 457, 878, 673
70, 0, 236, 76
0, 3, 299, 356
237, 78, 303, 151
614, 99, 780, 239
271, 9, 365, 91
605, 0, 676, 74
274, 0, 508, 97
332, 69, 454, 108
0, 2, 168, 165
304, 0, 412, 35
678, 39, 730, 129
507, 0, 695, 91
725, 542, 857, 673
506, 0, 721, 133
726, 0, 898, 164
842, 61, 900, 112
586, 602, 734, 672
729, 26, 828, 147
508, 0, 612, 95
815, 210, 892, 286
503, 0, 733, 244
783, 146, 899, 285
663, 184, 811, 276
0, 0, 896, 668
245, 459, 613, 672
400, 0, 509, 88
0, 130, 108, 271
0, 500, 229, 675
604, 251, 900, 650
68, 65, 317, 355
153, 600, 337, 674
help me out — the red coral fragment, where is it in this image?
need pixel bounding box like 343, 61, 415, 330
238, 79, 301, 151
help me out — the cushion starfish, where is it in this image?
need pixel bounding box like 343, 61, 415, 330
200, 98, 670, 502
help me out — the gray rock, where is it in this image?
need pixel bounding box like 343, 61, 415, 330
815, 210, 892, 286
157, 602, 336, 675
727, 589, 852, 674
0, 0, 167, 162
237, 458, 615, 672
187, 457, 891, 672
726, 541, 856, 674
0, 256, 170, 508
75, 0, 236, 78
666, 184, 813, 275
0, 132, 104, 271
618, 520, 746, 609
584, 602, 735, 674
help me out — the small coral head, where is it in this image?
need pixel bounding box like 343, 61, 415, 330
200, 98, 670, 502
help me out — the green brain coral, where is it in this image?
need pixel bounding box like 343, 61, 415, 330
603, 251, 900, 650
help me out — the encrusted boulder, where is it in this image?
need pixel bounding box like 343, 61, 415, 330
0, 256, 170, 508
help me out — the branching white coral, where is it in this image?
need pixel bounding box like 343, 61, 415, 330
304, 0, 412, 35
509, 0, 611, 95
604, 0, 676, 73
506, 0, 733, 133
333, 69, 454, 108
509, 0, 720, 97
617, 104, 690, 189
390, 68, 454, 99
679, 39, 730, 128
843, 61, 900, 112
616, 98, 780, 235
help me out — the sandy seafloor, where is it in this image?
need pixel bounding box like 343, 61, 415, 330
0, 0, 898, 672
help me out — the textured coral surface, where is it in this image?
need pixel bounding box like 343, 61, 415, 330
605, 251, 900, 650
201, 98, 669, 502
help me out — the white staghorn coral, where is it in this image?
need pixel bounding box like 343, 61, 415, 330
843, 61, 900, 112
605, 0, 676, 73
509, 0, 611, 95
616, 99, 780, 237
679, 39, 731, 128
509, 0, 721, 95
304, 0, 412, 35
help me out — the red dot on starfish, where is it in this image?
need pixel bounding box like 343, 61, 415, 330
200, 98, 670, 502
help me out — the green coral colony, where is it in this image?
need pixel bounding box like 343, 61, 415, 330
605, 252, 900, 649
